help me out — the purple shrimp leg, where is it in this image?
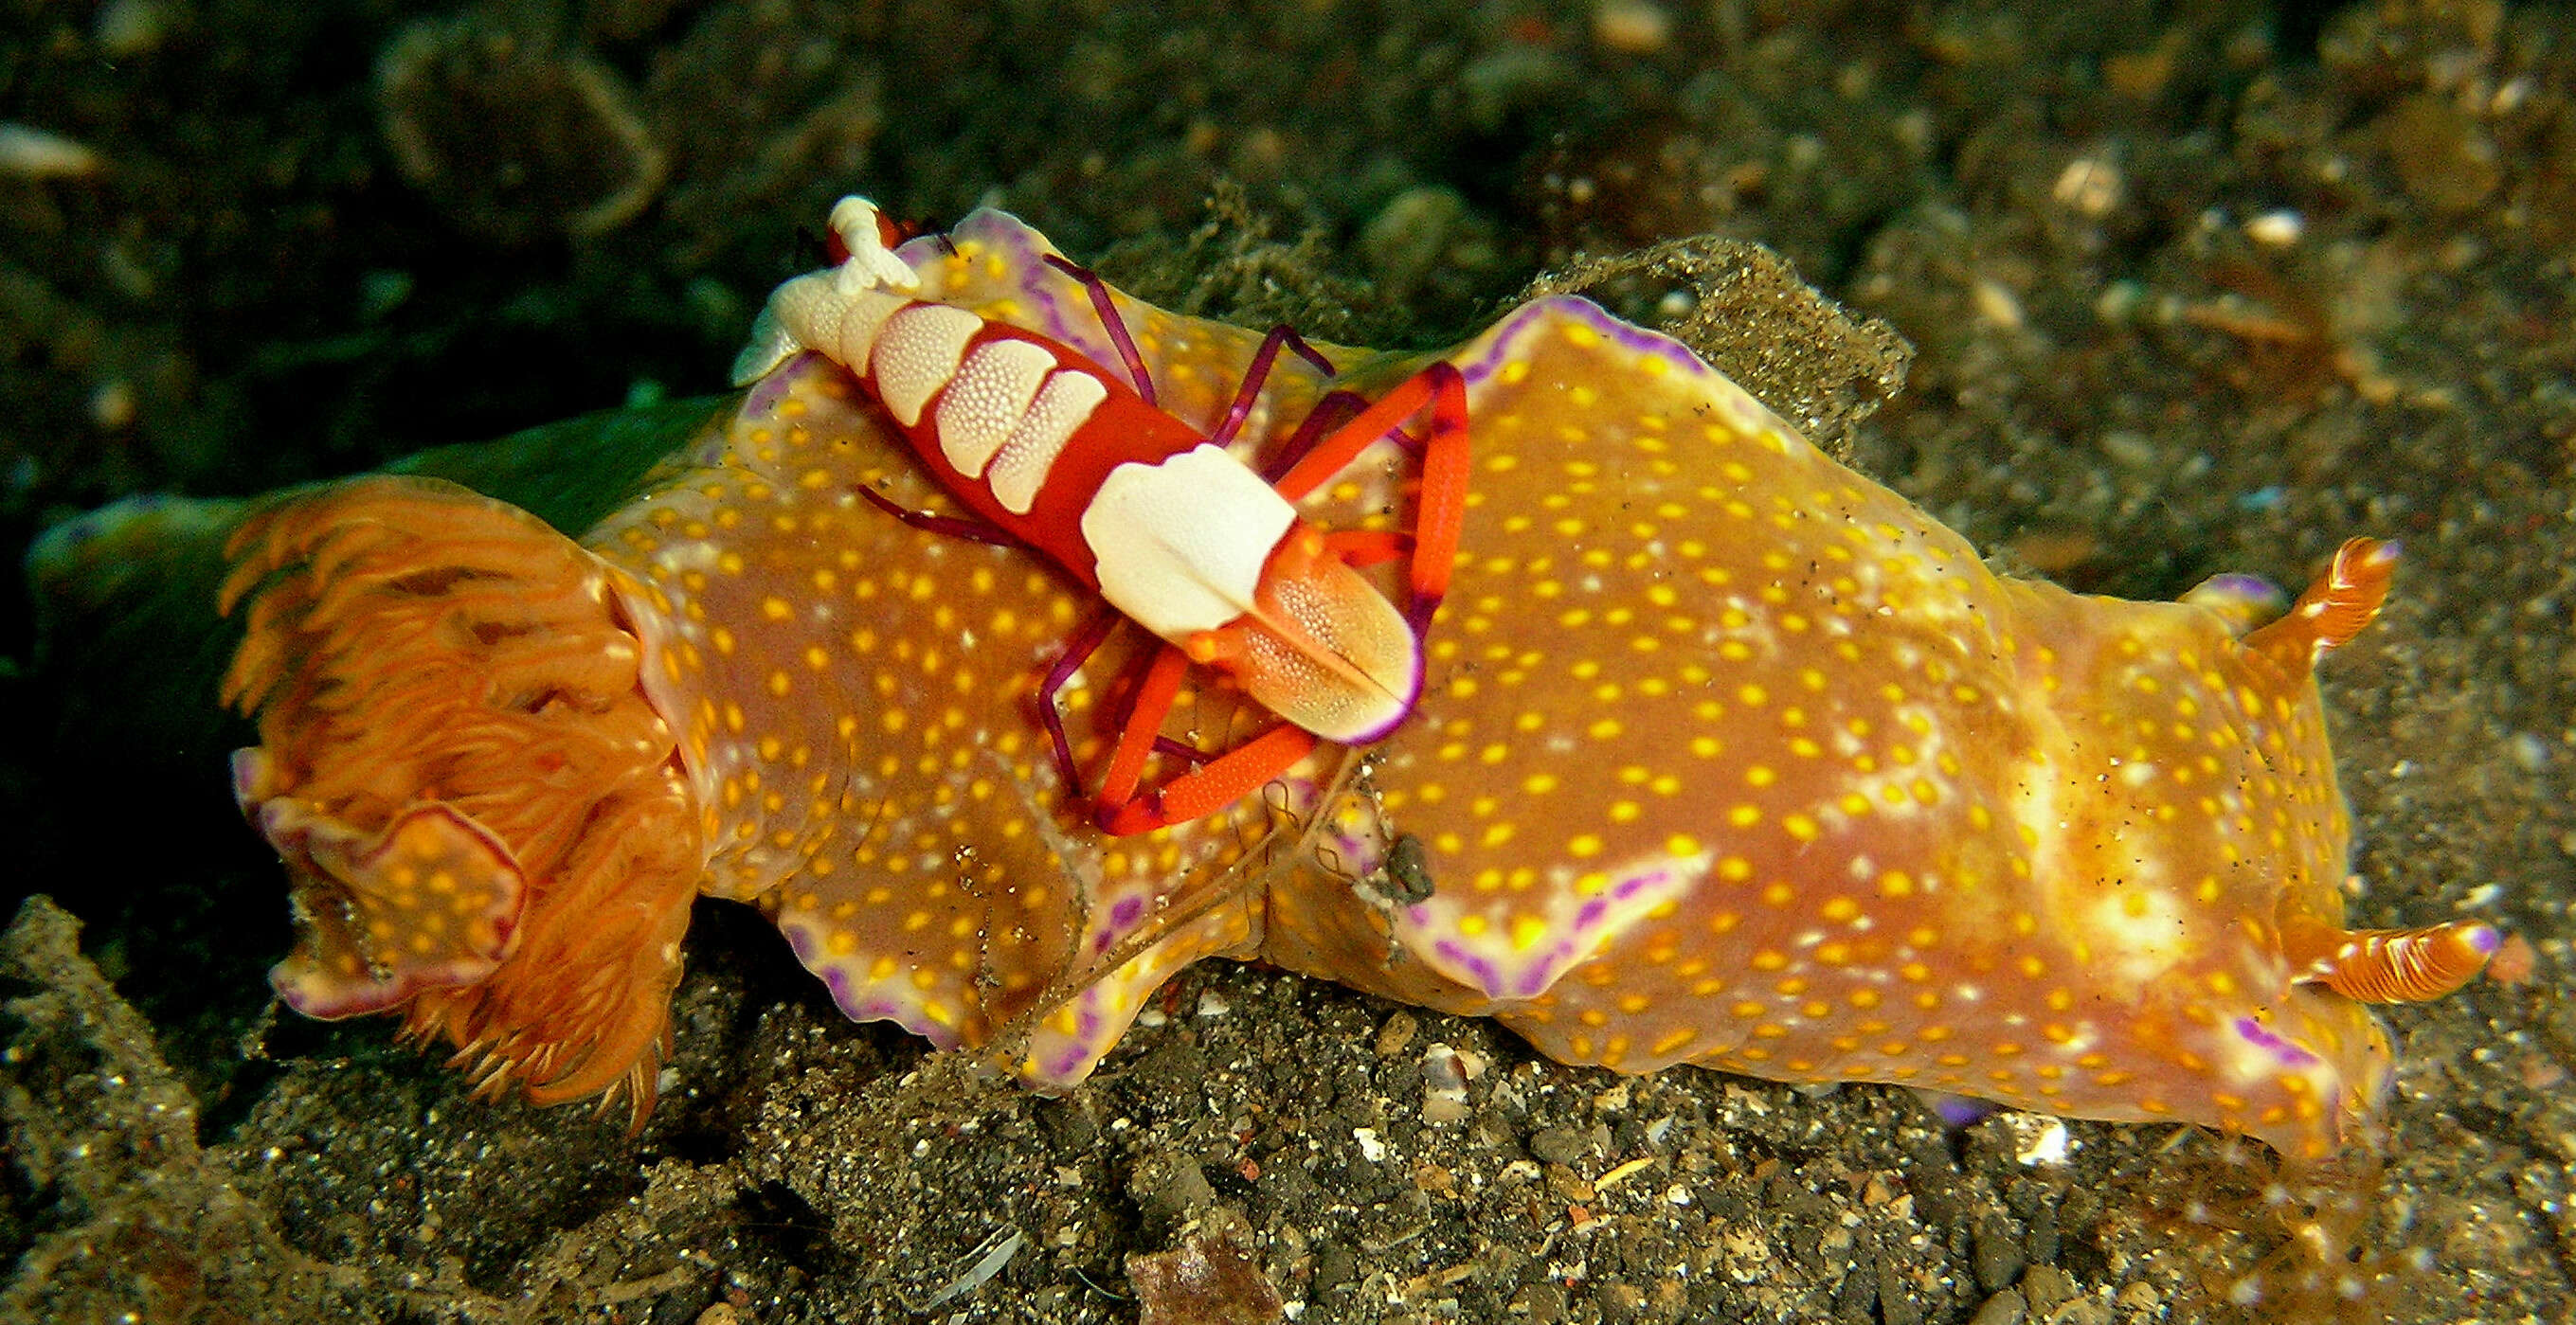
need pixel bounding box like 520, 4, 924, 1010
1257, 391, 1370, 484
1207, 325, 1340, 448
1041, 254, 1159, 407
855, 485, 1018, 547
856, 484, 1108, 791
1035, 609, 1122, 793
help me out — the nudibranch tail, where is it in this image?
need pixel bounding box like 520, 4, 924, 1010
219, 475, 704, 1120
2286, 919, 2502, 1004
2244, 537, 2399, 670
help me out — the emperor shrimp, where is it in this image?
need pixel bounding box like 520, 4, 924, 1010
733, 197, 1468, 834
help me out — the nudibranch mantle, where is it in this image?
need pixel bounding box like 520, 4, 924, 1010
1234, 298, 2480, 1158
212, 203, 2495, 1156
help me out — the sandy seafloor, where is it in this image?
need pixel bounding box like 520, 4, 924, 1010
4, 1, 2573, 1322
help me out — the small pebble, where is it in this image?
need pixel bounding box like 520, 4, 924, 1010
93, 0, 169, 55
2051, 158, 2123, 217
1375, 1010, 1417, 1056
1510, 1280, 1568, 1322
1129, 1227, 1282, 1325
2383, 95, 2501, 213
1127, 1149, 1216, 1233
2244, 209, 2304, 247
0, 123, 104, 180
1593, 0, 1672, 53
2004, 1114, 2071, 1167
1529, 1126, 1586, 1165
1968, 1288, 2027, 1325
88, 381, 137, 430
2020, 1264, 2080, 1312
1420, 1043, 1473, 1122
1972, 278, 2027, 331
1973, 1214, 2027, 1294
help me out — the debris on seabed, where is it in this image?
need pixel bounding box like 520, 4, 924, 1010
0, 124, 106, 180
1128, 1221, 1286, 1325
898, 1226, 1025, 1313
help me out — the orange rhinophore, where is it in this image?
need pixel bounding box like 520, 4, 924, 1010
2287, 920, 2503, 1004
2242, 535, 2403, 668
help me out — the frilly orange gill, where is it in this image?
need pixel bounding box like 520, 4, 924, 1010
220, 477, 702, 1115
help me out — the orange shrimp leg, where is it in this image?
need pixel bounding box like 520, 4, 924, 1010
1072, 608, 1338, 837
1258, 391, 1370, 483
1090, 644, 1192, 815
1086, 643, 1319, 836
1096, 723, 1318, 836
1090, 369, 1469, 836
1028, 284, 1464, 834
1272, 361, 1470, 628
1323, 528, 1411, 568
